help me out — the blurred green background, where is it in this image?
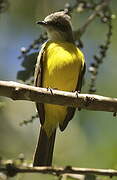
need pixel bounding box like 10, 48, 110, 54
0, 0, 117, 179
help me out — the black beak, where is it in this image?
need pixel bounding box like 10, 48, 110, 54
36, 21, 47, 25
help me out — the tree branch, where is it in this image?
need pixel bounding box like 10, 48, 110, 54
0, 164, 117, 177
0, 80, 117, 113
74, 0, 111, 39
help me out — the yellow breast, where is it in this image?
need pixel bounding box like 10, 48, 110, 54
41, 41, 84, 136
42, 41, 84, 91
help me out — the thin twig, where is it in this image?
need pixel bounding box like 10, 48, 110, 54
74, 0, 111, 39
0, 80, 117, 113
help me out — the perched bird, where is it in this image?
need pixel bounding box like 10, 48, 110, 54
33, 11, 86, 166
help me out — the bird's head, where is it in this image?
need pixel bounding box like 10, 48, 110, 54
37, 11, 74, 43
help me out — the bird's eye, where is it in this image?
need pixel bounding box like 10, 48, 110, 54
54, 22, 66, 31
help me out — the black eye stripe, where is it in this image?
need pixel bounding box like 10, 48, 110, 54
48, 21, 69, 31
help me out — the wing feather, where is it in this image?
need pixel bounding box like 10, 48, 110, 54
59, 60, 86, 131
34, 43, 47, 125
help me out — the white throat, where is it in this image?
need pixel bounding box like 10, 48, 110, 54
46, 29, 74, 43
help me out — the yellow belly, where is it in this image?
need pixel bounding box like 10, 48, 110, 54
42, 41, 83, 136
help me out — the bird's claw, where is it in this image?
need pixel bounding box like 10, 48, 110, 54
74, 91, 81, 111
47, 87, 54, 95
74, 90, 80, 98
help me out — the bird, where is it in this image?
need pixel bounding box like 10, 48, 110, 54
33, 11, 86, 166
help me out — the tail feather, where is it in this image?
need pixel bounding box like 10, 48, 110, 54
33, 126, 56, 166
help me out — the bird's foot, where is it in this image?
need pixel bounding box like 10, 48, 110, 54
73, 90, 80, 98
47, 87, 54, 95
74, 90, 81, 111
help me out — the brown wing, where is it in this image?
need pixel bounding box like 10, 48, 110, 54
59, 62, 86, 131
34, 43, 46, 125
